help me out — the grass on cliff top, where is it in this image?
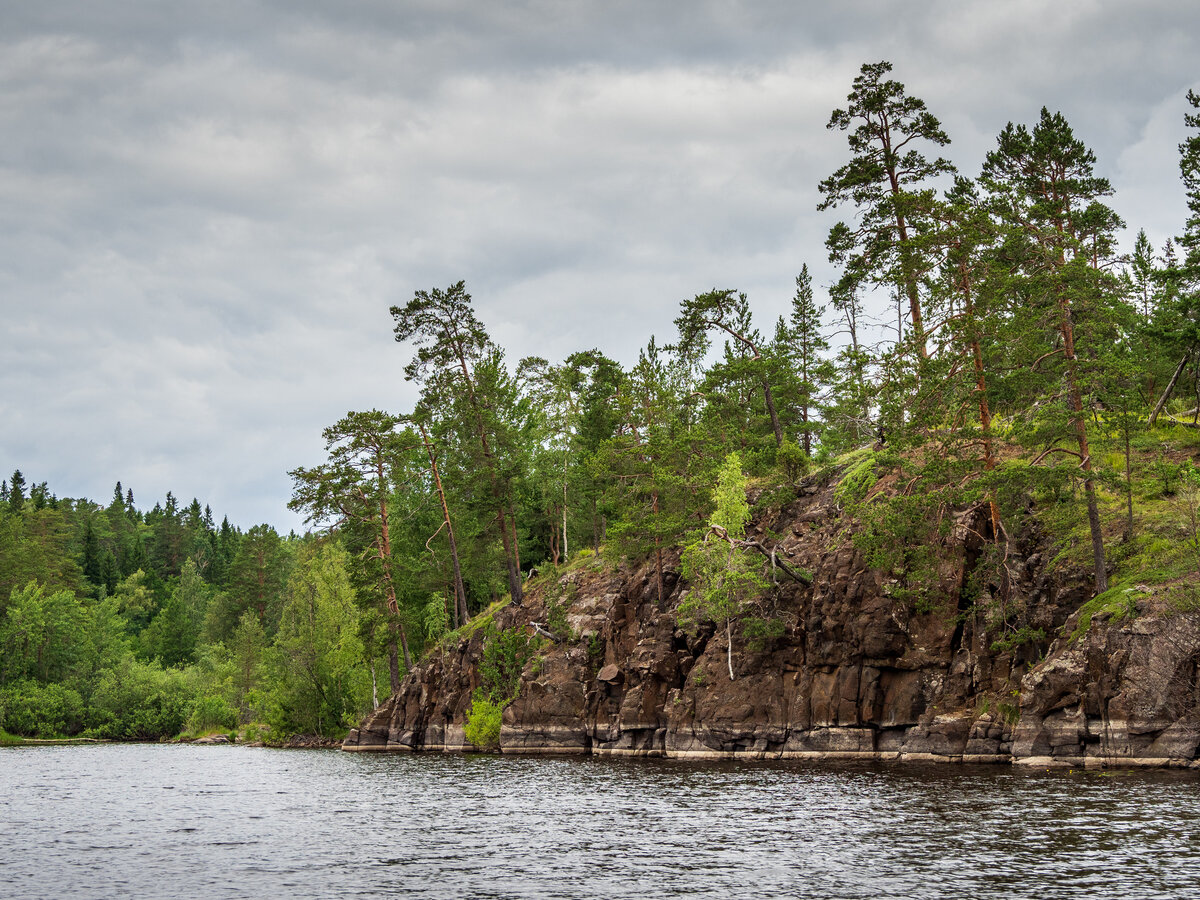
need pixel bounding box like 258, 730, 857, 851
526, 546, 608, 588
423, 549, 611, 662
427, 595, 514, 658
1066, 578, 1147, 644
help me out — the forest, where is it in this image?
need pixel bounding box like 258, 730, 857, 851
3, 62, 1200, 744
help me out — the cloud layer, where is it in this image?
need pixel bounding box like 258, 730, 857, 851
2, 1, 1197, 530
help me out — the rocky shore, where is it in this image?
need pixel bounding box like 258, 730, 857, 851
345, 474, 1200, 768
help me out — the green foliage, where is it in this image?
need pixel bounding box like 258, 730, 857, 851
228, 610, 268, 723
477, 623, 538, 704
776, 439, 809, 484
989, 626, 1047, 654
185, 694, 238, 735
0, 680, 85, 737
463, 696, 503, 751
678, 455, 770, 649
86, 656, 194, 740
742, 616, 786, 653
268, 543, 370, 737
544, 589, 573, 641
587, 631, 604, 664
0, 581, 89, 683
1178, 461, 1200, 567
423, 593, 451, 644
1067, 582, 1147, 644
141, 559, 210, 667
833, 448, 888, 507
711, 452, 751, 537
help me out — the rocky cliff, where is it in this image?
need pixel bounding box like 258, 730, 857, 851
344, 472, 1200, 768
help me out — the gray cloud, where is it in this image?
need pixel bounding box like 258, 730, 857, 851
2, 0, 1198, 530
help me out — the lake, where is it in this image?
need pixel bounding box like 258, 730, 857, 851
2, 745, 1197, 898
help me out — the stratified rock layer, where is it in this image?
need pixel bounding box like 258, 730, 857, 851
345, 476, 1200, 767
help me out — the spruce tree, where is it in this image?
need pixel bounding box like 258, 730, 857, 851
8, 470, 26, 514
786, 264, 834, 455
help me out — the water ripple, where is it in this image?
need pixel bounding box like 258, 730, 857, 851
1, 746, 1198, 899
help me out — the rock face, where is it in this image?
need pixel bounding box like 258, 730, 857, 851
344, 475, 1200, 768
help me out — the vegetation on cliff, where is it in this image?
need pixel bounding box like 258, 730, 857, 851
6, 65, 1200, 747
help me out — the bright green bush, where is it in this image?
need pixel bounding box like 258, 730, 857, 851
776, 439, 809, 483
0, 680, 85, 737
85, 656, 194, 740
185, 694, 238, 735
463, 695, 503, 751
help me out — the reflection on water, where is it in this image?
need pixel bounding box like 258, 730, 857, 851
2, 745, 1198, 899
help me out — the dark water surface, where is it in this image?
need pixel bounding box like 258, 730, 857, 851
2, 745, 1198, 899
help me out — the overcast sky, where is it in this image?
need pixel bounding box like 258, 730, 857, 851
3, 0, 1198, 532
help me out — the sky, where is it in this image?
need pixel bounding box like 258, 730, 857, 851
3, 0, 1198, 533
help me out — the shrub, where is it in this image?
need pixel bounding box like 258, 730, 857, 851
185, 694, 238, 735
85, 656, 194, 740
478, 624, 538, 703
0, 681, 85, 737
990, 625, 1047, 654
463, 695, 503, 751
742, 616, 786, 652
776, 439, 809, 483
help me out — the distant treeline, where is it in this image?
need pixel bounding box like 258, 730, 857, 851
0, 473, 378, 741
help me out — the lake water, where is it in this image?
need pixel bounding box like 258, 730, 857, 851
2, 745, 1198, 899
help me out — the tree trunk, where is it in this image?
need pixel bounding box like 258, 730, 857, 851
497, 507, 524, 603
1059, 294, 1108, 594
419, 423, 469, 625
509, 506, 522, 575
1150, 353, 1191, 426
762, 378, 784, 447
592, 497, 600, 552
726, 619, 735, 681
387, 635, 401, 694
889, 180, 927, 359
375, 483, 414, 669
562, 457, 570, 561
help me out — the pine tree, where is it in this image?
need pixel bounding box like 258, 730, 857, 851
673, 289, 785, 448
981, 108, 1125, 594
391, 281, 525, 604
819, 60, 955, 360
289, 410, 422, 687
